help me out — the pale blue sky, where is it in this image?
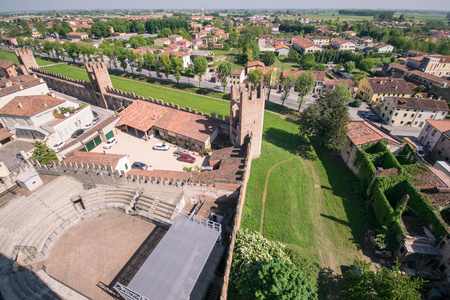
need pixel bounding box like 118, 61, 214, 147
1, 0, 449, 13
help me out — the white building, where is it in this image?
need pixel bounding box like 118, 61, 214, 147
0, 94, 94, 146
0, 75, 49, 109
380, 97, 449, 128
374, 44, 394, 53
418, 120, 450, 153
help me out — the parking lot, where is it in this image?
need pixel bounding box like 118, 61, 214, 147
0, 140, 34, 169
90, 131, 207, 172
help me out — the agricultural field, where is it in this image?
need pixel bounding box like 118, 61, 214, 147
283, 11, 447, 23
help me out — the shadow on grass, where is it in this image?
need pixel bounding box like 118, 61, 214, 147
310, 136, 376, 248
263, 127, 317, 160
317, 267, 343, 300
320, 214, 350, 227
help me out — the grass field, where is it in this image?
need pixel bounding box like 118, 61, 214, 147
297, 12, 447, 23
242, 113, 373, 271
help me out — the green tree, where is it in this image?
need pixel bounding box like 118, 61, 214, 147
299, 53, 316, 70
358, 58, 374, 73
314, 64, 327, 71
264, 69, 280, 102
59, 21, 73, 38
158, 28, 173, 38
247, 68, 263, 85
280, 74, 296, 106
300, 83, 351, 151
30, 141, 58, 164
340, 260, 423, 300
171, 56, 183, 83
193, 56, 208, 87
296, 72, 316, 112
160, 54, 172, 79
135, 52, 143, 74
42, 41, 55, 59
412, 84, 426, 96
213, 17, 223, 28
344, 61, 355, 73
143, 52, 155, 72
333, 64, 343, 73
34, 21, 47, 35
217, 61, 232, 92
63, 42, 80, 62
262, 51, 276, 66
239, 259, 317, 300
185, 65, 194, 84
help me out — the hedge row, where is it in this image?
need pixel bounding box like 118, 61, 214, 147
372, 186, 395, 227
354, 149, 376, 187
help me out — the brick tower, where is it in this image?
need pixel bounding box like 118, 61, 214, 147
229, 83, 265, 159
15, 48, 38, 74
85, 62, 113, 108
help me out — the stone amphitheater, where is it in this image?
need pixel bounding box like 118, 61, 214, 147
0, 175, 183, 299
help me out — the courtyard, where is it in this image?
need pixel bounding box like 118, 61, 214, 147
90, 130, 207, 172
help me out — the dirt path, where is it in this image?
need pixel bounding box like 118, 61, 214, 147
259, 157, 295, 234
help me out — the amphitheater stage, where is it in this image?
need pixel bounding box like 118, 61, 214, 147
44, 211, 165, 300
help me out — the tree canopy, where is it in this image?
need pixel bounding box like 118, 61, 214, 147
193, 56, 208, 87
30, 141, 58, 164
300, 83, 351, 151
217, 61, 232, 92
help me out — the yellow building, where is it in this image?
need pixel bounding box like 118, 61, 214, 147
357, 77, 413, 107
231, 68, 246, 85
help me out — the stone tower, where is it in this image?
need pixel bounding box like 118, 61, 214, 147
229, 83, 265, 159
15, 48, 38, 74
85, 62, 113, 108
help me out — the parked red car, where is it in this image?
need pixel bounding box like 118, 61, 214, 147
179, 154, 196, 163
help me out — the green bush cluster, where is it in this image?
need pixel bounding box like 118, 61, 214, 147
354, 149, 376, 187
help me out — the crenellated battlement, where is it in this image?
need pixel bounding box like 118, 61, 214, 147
31, 67, 91, 86
15, 48, 38, 74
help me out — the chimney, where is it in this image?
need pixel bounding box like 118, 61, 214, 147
380, 80, 383, 84
18, 102, 22, 109
44, 102, 47, 107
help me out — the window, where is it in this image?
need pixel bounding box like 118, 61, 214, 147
382, 113, 385, 117
24, 119, 29, 126
390, 111, 393, 115
431, 130, 437, 137
404, 113, 407, 117
418, 114, 422, 118
411, 114, 415, 118
12, 118, 17, 123
400, 121, 404, 124
394, 112, 398, 116
439, 263, 447, 273
391, 120, 394, 123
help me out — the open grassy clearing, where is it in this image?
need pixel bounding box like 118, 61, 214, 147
242, 112, 373, 271
283, 12, 446, 22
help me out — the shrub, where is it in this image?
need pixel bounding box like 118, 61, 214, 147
352, 99, 362, 107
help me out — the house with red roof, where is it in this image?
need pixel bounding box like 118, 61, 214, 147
177, 39, 191, 50
292, 37, 322, 56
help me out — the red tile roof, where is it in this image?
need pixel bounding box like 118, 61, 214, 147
0, 59, 16, 69
65, 151, 128, 169
367, 77, 413, 94
0, 75, 44, 97
117, 100, 221, 143
275, 44, 290, 50
293, 37, 318, 49
192, 147, 245, 182
0, 95, 64, 117
347, 120, 402, 146
425, 119, 450, 133
247, 61, 265, 68
390, 97, 450, 111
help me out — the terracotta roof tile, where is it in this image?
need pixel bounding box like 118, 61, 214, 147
0, 59, 16, 69
65, 151, 128, 169
425, 120, 450, 133
367, 77, 413, 94
281, 70, 325, 81
390, 97, 449, 111
347, 120, 402, 146
117, 100, 221, 143
293, 37, 319, 49
0, 95, 64, 117
192, 147, 245, 182
247, 61, 265, 68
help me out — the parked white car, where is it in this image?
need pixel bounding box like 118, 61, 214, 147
52, 141, 66, 153
103, 137, 117, 149
153, 143, 170, 151
83, 123, 93, 130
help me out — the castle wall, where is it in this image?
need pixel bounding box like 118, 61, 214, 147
15, 48, 38, 74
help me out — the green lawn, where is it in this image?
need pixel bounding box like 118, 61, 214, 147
297, 12, 446, 23
242, 112, 373, 271
36, 63, 232, 117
